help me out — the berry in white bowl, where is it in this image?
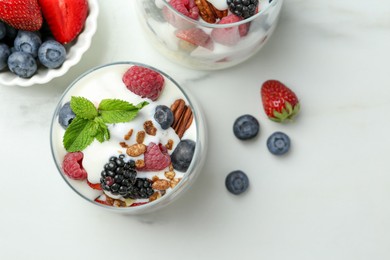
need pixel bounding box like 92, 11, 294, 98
0, 0, 99, 87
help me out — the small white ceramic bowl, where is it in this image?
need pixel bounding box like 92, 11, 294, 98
0, 0, 99, 87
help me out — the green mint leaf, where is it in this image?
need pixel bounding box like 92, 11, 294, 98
63, 117, 98, 152
70, 96, 98, 120
98, 99, 149, 124
94, 117, 110, 143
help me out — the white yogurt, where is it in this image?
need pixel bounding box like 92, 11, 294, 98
52, 63, 197, 206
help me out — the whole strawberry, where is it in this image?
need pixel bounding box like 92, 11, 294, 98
261, 80, 300, 122
122, 66, 165, 101
0, 0, 43, 31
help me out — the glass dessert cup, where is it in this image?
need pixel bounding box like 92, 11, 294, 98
135, 0, 283, 70
50, 61, 207, 215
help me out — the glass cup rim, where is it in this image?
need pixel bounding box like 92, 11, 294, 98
50, 61, 203, 213
159, 0, 280, 28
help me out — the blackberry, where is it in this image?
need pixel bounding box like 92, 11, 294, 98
100, 155, 154, 199
126, 178, 155, 199
227, 0, 259, 19
100, 155, 137, 196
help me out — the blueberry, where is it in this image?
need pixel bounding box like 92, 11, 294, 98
58, 102, 76, 129
225, 170, 249, 195
14, 30, 42, 58
154, 105, 174, 129
7, 51, 37, 78
5, 24, 17, 41
233, 114, 259, 140
0, 21, 6, 40
38, 40, 66, 69
0, 43, 11, 70
267, 131, 291, 155
171, 139, 196, 172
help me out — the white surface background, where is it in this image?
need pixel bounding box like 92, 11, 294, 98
1, 0, 390, 259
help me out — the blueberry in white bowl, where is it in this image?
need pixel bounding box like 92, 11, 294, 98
38, 40, 67, 69
0, 43, 11, 70
7, 51, 37, 78
14, 31, 42, 58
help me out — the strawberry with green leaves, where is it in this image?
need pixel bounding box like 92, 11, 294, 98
261, 80, 300, 122
0, 0, 43, 31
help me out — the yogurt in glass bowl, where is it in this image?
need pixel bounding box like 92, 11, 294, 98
135, 0, 283, 70
50, 62, 207, 214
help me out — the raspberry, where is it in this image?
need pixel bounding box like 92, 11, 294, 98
122, 66, 165, 101
211, 14, 250, 46
139, 142, 171, 171
167, 0, 199, 19
163, 0, 199, 28
62, 152, 88, 180
175, 28, 214, 50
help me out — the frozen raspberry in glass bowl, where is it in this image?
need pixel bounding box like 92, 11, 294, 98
134, 0, 283, 70
50, 62, 207, 214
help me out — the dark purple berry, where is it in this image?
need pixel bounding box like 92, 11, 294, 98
225, 170, 249, 195
233, 114, 259, 140
267, 131, 290, 155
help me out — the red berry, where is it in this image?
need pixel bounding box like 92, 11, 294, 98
261, 80, 300, 122
87, 180, 102, 190
94, 195, 111, 206
130, 202, 148, 207
62, 152, 88, 180
0, 0, 43, 31
38, 0, 88, 44
211, 14, 250, 46
122, 66, 165, 101
138, 142, 171, 171
175, 28, 214, 50
163, 0, 199, 28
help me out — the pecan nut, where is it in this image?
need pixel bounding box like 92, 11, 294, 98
152, 179, 171, 190
195, 0, 228, 23
170, 99, 193, 139
126, 143, 147, 157
144, 120, 157, 136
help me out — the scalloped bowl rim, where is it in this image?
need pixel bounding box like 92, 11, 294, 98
0, 0, 99, 87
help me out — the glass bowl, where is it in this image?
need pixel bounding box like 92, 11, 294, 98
0, 0, 99, 87
135, 0, 283, 70
50, 61, 207, 214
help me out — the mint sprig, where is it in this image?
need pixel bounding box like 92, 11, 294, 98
63, 97, 148, 152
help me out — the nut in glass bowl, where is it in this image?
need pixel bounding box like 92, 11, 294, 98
0, 0, 99, 87
135, 0, 283, 70
50, 62, 207, 214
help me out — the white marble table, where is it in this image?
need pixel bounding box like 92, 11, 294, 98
1, 0, 390, 259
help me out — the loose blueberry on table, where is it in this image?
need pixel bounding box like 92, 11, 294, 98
233, 114, 260, 140
225, 170, 250, 195
267, 131, 290, 155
